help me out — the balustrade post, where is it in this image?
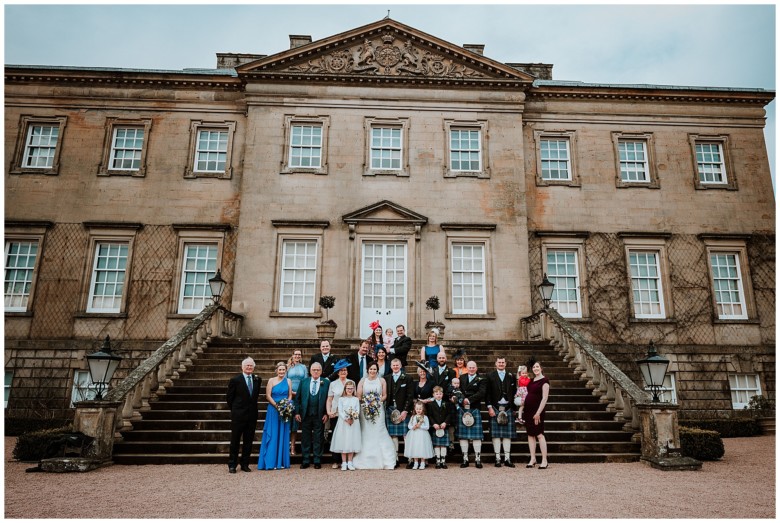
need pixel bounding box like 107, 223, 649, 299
638, 403, 701, 470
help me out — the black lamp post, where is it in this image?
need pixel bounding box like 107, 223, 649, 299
636, 341, 670, 402
209, 269, 227, 304
538, 273, 555, 309
86, 335, 123, 400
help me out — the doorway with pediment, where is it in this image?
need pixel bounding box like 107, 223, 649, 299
342, 200, 428, 339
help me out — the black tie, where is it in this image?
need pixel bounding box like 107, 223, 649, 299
360, 356, 365, 378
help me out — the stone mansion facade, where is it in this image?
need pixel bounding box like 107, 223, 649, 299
4, 19, 775, 419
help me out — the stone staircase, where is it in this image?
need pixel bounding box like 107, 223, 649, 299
112, 338, 641, 464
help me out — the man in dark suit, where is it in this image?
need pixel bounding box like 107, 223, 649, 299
384, 358, 414, 468
294, 362, 330, 469
310, 339, 337, 381
389, 324, 412, 367
458, 361, 487, 468
431, 352, 455, 389
486, 356, 517, 468
346, 340, 374, 384
226, 357, 261, 473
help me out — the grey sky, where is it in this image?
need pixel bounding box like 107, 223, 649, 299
5, 3, 775, 185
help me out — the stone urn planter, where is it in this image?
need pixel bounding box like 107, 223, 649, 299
316, 295, 337, 341
746, 395, 775, 435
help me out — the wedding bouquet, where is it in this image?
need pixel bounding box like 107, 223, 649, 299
346, 407, 360, 421
362, 391, 382, 424
276, 398, 295, 422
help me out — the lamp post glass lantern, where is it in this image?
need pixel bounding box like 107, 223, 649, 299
538, 273, 555, 309
209, 269, 227, 304
86, 335, 123, 400
637, 341, 670, 402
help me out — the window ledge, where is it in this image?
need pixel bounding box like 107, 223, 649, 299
167, 313, 199, 320
616, 182, 660, 189
269, 311, 323, 319
5, 311, 33, 317
713, 318, 760, 325
444, 313, 496, 320
536, 179, 581, 188
280, 168, 328, 176
75, 312, 128, 319
9, 169, 59, 176
629, 318, 678, 324
363, 170, 409, 177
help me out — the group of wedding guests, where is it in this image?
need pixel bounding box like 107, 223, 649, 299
226, 323, 551, 473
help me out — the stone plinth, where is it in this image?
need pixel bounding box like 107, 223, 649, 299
638, 402, 702, 471
72, 400, 122, 462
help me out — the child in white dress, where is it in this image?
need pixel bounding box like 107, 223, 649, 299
329, 380, 362, 470
403, 400, 434, 469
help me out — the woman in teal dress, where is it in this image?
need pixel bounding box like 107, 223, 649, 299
285, 349, 308, 456
420, 329, 446, 370
258, 361, 292, 470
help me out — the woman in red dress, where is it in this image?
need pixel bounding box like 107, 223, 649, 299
521, 360, 550, 469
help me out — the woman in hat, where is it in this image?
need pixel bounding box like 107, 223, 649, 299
326, 358, 352, 468
367, 320, 385, 357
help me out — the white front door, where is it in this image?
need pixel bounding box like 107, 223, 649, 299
360, 242, 407, 339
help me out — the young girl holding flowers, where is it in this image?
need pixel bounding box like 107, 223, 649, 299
404, 400, 434, 469
329, 380, 362, 470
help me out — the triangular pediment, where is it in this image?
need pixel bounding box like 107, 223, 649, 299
237, 19, 534, 86
342, 200, 428, 225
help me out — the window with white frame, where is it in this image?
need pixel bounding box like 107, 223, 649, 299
728, 374, 761, 409
4, 240, 39, 312
5, 370, 13, 409
279, 240, 318, 313
178, 243, 218, 314
23, 124, 60, 169
695, 142, 726, 184
709, 252, 748, 320
546, 249, 581, 317
110, 127, 144, 170
450, 129, 482, 172
451, 243, 486, 314
86, 243, 129, 313
71, 370, 98, 407
643, 373, 677, 403
628, 250, 666, 318
289, 125, 322, 168
185, 121, 236, 179
540, 139, 571, 181
370, 127, 402, 170
618, 140, 649, 182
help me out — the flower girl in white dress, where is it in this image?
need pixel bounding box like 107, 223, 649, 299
329, 380, 362, 470
404, 401, 435, 469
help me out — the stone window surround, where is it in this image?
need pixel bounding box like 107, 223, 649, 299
280, 115, 330, 175
269, 220, 328, 319
700, 235, 754, 322
78, 222, 142, 317
442, 224, 496, 320
363, 116, 410, 177
533, 129, 581, 187
689, 134, 737, 191
611, 132, 660, 189
184, 120, 237, 179
619, 233, 674, 321
169, 224, 228, 317
537, 231, 589, 318
97, 117, 153, 177
4, 221, 51, 316
10, 115, 68, 176
443, 119, 491, 179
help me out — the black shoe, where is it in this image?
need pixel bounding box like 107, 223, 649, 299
314, 463, 321, 469
526, 462, 536, 468
394, 462, 400, 469
504, 460, 516, 468
538, 464, 548, 469
441, 463, 448, 469
240, 465, 251, 472
406, 462, 415, 469
435, 462, 442, 469
228, 467, 237, 474
495, 460, 502, 468
475, 460, 483, 469
300, 463, 310, 469
460, 461, 469, 468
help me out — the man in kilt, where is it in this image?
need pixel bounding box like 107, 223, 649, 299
384, 358, 414, 469
486, 356, 517, 468
458, 361, 487, 468
428, 385, 455, 468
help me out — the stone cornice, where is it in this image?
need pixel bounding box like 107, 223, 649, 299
528, 84, 775, 105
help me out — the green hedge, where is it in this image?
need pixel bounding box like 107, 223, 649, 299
5, 417, 72, 437
12, 425, 73, 462
679, 426, 725, 461
680, 418, 761, 438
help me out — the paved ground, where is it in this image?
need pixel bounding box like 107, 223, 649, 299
3, 435, 776, 519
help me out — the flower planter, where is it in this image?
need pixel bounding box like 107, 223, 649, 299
316, 322, 337, 341
757, 417, 775, 435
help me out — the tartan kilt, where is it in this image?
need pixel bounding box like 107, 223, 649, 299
489, 410, 517, 439
386, 407, 409, 437
431, 430, 450, 447
457, 407, 484, 440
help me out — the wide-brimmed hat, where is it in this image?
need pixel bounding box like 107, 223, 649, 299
333, 358, 352, 371
414, 360, 431, 374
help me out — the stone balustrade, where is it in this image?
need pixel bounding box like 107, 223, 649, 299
520, 308, 701, 470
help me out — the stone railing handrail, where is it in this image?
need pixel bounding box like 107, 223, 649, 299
106, 303, 243, 433
520, 308, 651, 433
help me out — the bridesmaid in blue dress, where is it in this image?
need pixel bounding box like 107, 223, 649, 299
258, 361, 292, 470
420, 329, 446, 370
285, 349, 308, 456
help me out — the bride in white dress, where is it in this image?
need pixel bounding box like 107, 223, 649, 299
352, 362, 398, 469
